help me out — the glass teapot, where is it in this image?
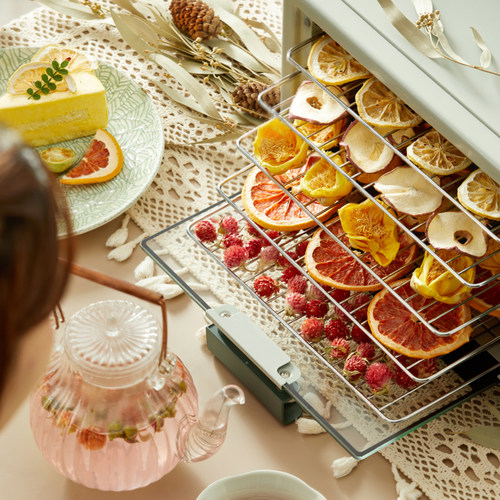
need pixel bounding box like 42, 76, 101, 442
29, 266, 245, 491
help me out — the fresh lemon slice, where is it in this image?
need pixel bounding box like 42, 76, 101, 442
300, 154, 352, 205
7, 62, 76, 95
308, 36, 371, 85
457, 169, 500, 220
61, 129, 123, 185
31, 44, 98, 73
40, 147, 76, 173
407, 129, 471, 176
355, 77, 423, 130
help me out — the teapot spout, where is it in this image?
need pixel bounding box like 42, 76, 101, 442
180, 385, 245, 463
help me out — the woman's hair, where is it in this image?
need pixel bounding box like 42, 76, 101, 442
0, 127, 74, 399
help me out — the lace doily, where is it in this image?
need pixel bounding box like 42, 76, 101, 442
1, 4, 498, 500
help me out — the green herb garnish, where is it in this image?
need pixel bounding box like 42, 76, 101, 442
27, 58, 70, 100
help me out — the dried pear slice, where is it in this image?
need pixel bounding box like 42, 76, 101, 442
288, 81, 348, 125
425, 211, 488, 257
373, 166, 443, 216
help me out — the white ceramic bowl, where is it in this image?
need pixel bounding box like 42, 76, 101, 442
196, 470, 327, 500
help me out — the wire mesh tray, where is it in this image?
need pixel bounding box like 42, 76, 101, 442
239, 35, 500, 339
177, 188, 499, 421
142, 200, 499, 457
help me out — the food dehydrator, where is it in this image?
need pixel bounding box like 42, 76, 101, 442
142, 0, 499, 459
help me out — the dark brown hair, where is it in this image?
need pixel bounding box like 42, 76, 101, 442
0, 127, 74, 399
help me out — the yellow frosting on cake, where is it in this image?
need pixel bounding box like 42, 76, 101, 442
0, 71, 108, 147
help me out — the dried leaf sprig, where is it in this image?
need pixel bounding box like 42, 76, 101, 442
36, 0, 282, 139
27, 59, 70, 100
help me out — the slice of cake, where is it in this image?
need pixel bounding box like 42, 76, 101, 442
0, 46, 108, 147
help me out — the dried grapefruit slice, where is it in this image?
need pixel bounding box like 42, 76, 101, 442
308, 36, 371, 85
355, 77, 422, 130
304, 220, 417, 291
60, 129, 123, 185
241, 158, 338, 231
367, 280, 472, 358
407, 130, 471, 176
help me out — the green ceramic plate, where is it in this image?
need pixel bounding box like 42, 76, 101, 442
0, 47, 164, 236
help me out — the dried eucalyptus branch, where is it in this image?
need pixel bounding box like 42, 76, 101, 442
35, 0, 282, 139
377, 0, 499, 78
415, 9, 500, 78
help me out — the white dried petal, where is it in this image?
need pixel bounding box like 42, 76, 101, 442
296, 417, 325, 434
134, 256, 156, 280
331, 456, 358, 478
195, 325, 208, 345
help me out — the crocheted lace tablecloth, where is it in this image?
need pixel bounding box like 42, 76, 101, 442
1, 4, 498, 499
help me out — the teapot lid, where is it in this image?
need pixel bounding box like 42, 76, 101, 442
64, 300, 161, 388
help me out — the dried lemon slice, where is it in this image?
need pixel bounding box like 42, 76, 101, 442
299, 154, 352, 206
31, 44, 98, 73
355, 77, 422, 130
407, 129, 471, 176
294, 119, 346, 148
253, 117, 308, 175
338, 199, 400, 267
308, 36, 371, 85
457, 169, 500, 220
7, 62, 76, 95
410, 248, 475, 304
40, 147, 76, 173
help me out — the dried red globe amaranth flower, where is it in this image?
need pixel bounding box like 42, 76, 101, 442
365, 362, 394, 394
223, 245, 249, 269
324, 318, 349, 341
285, 292, 308, 315
76, 427, 107, 450
343, 354, 368, 380
194, 219, 217, 242
328, 337, 351, 359
301, 317, 324, 341
253, 275, 279, 299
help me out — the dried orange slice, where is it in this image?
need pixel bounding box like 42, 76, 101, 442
355, 77, 422, 130
254, 117, 309, 175
407, 130, 471, 176
241, 158, 338, 231
367, 280, 472, 358
7, 62, 76, 95
457, 169, 500, 220
60, 129, 123, 185
308, 36, 371, 85
469, 272, 500, 318
304, 220, 417, 291
31, 44, 98, 73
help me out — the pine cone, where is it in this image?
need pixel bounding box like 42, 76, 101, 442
232, 82, 280, 118
169, 0, 222, 40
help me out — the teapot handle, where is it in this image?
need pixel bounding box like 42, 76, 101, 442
67, 262, 168, 365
